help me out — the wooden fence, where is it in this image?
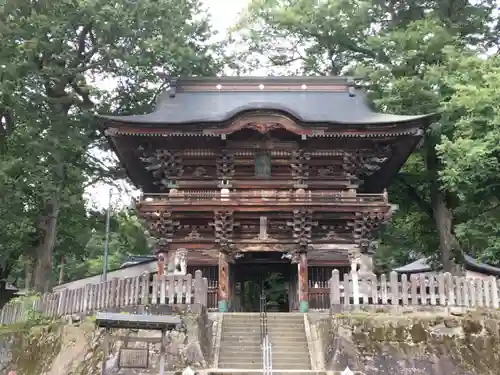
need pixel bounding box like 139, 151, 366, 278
310, 270, 500, 310
2, 269, 499, 324
0, 271, 209, 325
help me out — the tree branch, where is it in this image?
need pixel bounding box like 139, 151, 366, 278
396, 174, 434, 219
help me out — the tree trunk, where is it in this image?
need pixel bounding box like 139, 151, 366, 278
425, 138, 458, 272
33, 195, 61, 293
431, 189, 455, 272
0, 280, 6, 309
0, 266, 11, 308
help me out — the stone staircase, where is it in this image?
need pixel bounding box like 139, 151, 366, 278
216, 312, 323, 374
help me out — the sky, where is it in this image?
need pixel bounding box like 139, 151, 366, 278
84, 0, 251, 210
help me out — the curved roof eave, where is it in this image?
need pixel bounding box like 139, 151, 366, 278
95, 111, 437, 127
393, 254, 500, 276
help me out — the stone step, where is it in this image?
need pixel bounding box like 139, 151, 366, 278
211, 373, 324, 375
222, 323, 306, 328
218, 361, 311, 368
224, 314, 304, 322
223, 318, 305, 323
223, 312, 306, 316
218, 313, 311, 373
219, 340, 260, 346
209, 371, 325, 375
218, 354, 312, 362
218, 361, 311, 370
220, 352, 310, 360
221, 324, 307, 330
219, 348, 309, 356
221, 329, 307, 336
223, 318, 306, 324
220, 331, 307, 339
220, 342, 308, 350
220, 346, 310, 354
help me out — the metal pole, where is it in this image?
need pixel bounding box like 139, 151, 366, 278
102, 189, 112, 282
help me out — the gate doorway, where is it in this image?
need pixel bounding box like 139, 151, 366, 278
232, 252, 295, 312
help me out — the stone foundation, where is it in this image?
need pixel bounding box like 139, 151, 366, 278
0, 304, 216, 375
307, 309, 500, 374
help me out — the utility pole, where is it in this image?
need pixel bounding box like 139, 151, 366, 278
102, 188, 112, 282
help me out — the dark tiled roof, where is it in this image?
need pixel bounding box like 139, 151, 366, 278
393, 254, 500, 276
120, 255, 156, 268
96, 76, 434, 126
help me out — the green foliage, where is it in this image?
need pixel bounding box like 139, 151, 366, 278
0, 0, 224, 289
4, 294, 49, 327
235, 0, 500, 269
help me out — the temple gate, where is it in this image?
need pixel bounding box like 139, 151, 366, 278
98, 76, 435, 312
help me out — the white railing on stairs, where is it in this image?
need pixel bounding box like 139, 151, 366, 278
260, 293, 272, 375
261, 334, 272, 375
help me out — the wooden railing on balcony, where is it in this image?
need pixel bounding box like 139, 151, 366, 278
139, 190, 387, 204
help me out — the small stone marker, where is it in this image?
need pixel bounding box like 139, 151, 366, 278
342, 366, 354, 375
182, 366, 195, 375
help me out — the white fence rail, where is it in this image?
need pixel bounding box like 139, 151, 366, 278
0, 271, 208, 325
328, 270, 500, 308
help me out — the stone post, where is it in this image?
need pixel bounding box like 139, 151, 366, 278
218, 251, 230, 312
298, 252, 309, 312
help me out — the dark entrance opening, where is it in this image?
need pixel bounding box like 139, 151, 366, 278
232, 252, 295, 312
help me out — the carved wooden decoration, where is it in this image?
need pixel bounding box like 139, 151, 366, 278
317, 166, 336, 177
143, 210, 180, 249
287, 209, 316, 252
192, 166, 207, 177
352, 211, 392, 252
318, 223, 352, 241
213, 211, 235, 251
242, 122, 285, 133
204, 113, 319, 136
216, 149, 235, 182
343, 145, 392, 184
290, 149, 311, 186
138, 147, 183, 188
184, 228, 204, 241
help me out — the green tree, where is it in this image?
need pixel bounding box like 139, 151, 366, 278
436, 52, 500, 262
234, 0, 500, 270
0, 0, 224, 292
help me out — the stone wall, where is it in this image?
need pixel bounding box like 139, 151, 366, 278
0, 304, 215, 375
307, 309, 500, 374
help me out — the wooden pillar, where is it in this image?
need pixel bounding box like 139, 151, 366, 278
218, 251, 230, 312
298, 252, 309, 312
